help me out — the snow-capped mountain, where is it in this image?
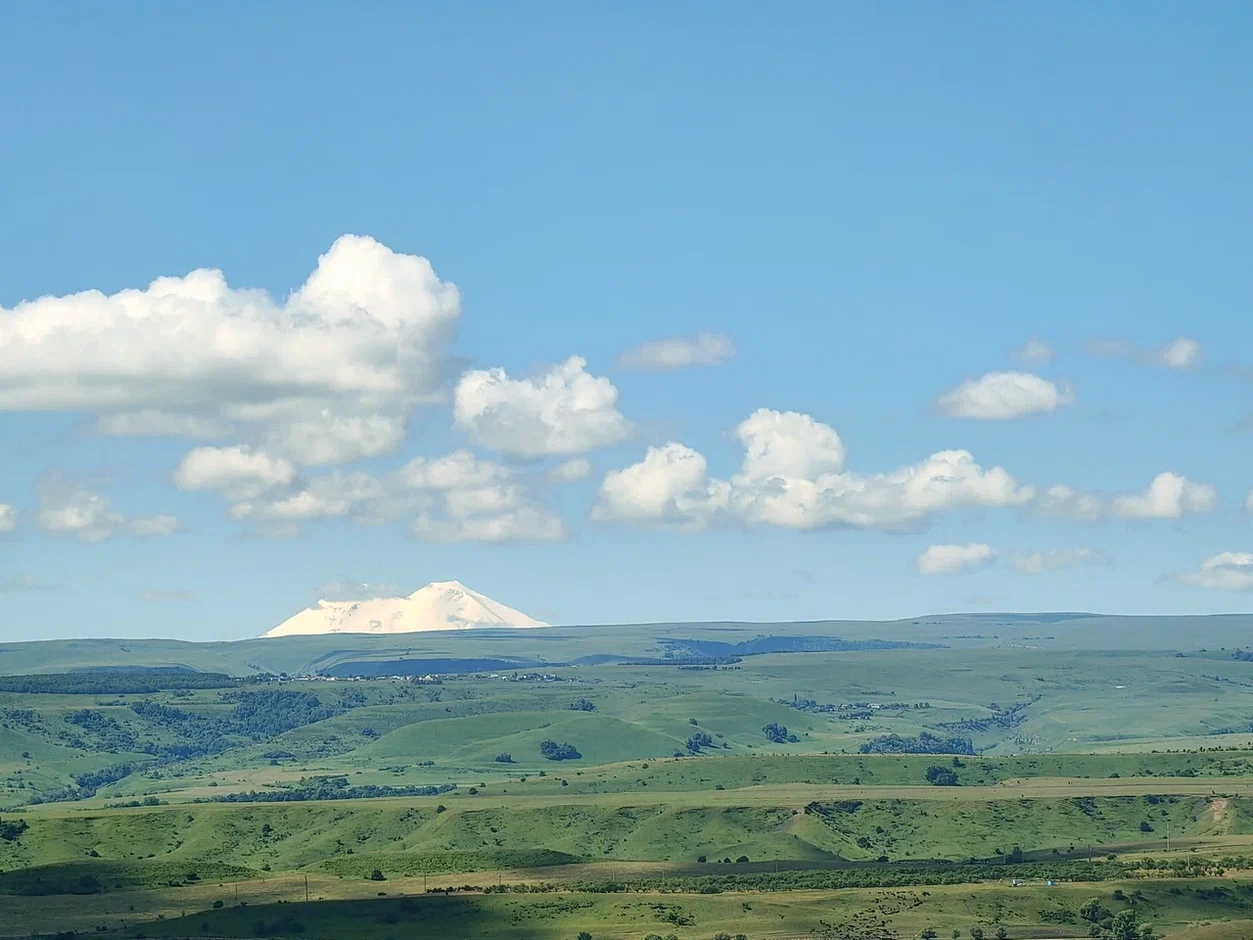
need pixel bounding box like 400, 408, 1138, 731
263, 580, 548, 637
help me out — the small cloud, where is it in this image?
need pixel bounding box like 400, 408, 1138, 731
0, 574, 62, 594
1167, 552, 1253, 592
1013, 338, 1054, 366
138, 588, 197, 604
917, 543, 997, 576
0, 504, 16, 533
1010, 548, 1112, 574
1156, 337, 1202, 369
935, 371, 1073, 420
1084, 336, 1202, 370
1034, 472, 1217, 522
36, 470, 179, 542
617, 332, 736, 371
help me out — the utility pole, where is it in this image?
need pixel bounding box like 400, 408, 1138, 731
304, 875, 309, 902
1167, 820, 1170, 853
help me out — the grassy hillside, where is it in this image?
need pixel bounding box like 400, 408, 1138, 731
84, 878, 1253, 940
4, 785, 1252, 876
10, 647, 1253, 810
7, 623, 1253, 937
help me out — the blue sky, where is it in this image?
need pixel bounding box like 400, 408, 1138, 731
2, 3, 1252, 641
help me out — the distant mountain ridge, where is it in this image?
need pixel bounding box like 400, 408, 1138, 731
4, 611, 1253, 678
263, 581, 547, 638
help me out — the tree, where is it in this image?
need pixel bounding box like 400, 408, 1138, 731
1110, 910, 1142, 940
368, 869, 385, 881
0, 818, 29, 842
577, 933, 593, 940
969, 928, 984, 940
1080, 899, 1110, 923
686, 731, 714, 753
762, 722, 791, 744
539, 740, 581, 761
994, 927, 1008, 940
919, 930, 938, 939
925, 765, 960, 787
494, 753, 515, 764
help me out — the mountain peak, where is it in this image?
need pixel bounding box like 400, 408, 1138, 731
265, 581, 547, 637
408, 579, 470, 599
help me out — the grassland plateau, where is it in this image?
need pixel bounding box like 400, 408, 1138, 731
4, 612, 1253, 938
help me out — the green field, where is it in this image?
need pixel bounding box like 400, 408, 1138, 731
6, 616, 1253, 937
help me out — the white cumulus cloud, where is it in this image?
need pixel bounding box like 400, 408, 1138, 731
1035, 472, 1218, 522
917, 543, 996, 576
735, 408, 847, 481
935, 371, 1073, 420
1009, 547, 1112, 574
196, 448, 565, 543
1169, 552, 1253, 592
0, 504, 16, 533
617, 332, 736, 370
173, 446, 297, 501
454, 356, 631, 458
593, 409, 1034, 532
35, 471, 179, 542
591, 442, 731, 531
1, 235, 461, 467
1245, 489, 1253, 513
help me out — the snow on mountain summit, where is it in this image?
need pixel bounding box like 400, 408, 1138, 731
263, 580, 548, 637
